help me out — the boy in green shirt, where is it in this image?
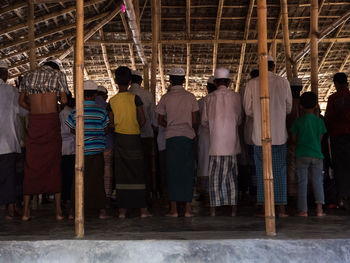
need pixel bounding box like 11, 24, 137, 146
290, 92, 327, 217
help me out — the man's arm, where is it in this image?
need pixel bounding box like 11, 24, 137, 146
18, 92, 30, 111
192, 111, 199, 129
243, 81, 253, 117
60, 92, 68, 105
137, 106, 146, 127
158, 114, 167, 127
285, 81, 293, 114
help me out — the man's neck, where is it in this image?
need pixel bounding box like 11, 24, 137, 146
119, 86, 128, 92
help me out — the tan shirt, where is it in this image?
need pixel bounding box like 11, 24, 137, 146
202, 85, 242, 156
243, 71, 293, 146
156, 85, 199, 139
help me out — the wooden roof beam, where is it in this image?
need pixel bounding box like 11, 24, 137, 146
120, 12, 136, 70
0, 0, 106, 37
158, 0, 165, 94
99, 29, 117, 93
0, 2, 27, 17
235, 0, 255, 92
280, 0, 293, 80
212, 0, 224, 74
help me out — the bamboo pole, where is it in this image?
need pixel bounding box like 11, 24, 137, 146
28, 0, 36, 70
151, 0, 159, 97
186, 43, 190, 90
144, 64, 150, 91
257, 0, 276, 236
280, 0, 292, 81
75, 0, 85, 239
310, 0, 319, 96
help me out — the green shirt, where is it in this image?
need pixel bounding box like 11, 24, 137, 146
290, 113, 327, 159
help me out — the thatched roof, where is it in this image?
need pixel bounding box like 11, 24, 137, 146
1, 0, 350, 109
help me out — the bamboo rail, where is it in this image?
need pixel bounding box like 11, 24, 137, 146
310, 0, 319, 96
151, 0, 159, 97
257, 0, 276, 236
75, 0, 85, 239
280, 0, 292, 81
28, 0, 36, 71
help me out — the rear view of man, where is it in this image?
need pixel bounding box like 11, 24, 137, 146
19, 58, 68, 221
0, 61, 26, 219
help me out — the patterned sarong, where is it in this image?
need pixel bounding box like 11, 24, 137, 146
254, 144, 287, 205
114, 133, 147, 208
166, 136, 194, 202
23, 113, 62, 194
208, 156, 237, 207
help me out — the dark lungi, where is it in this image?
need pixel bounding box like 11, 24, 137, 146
330, 134, 350, 198
166, 136, 194, 203
254, 144, 287, 205
23, 113, 62, 194
0, 153, 17, 205
114, 133, 147, 208
61, 154, 75, 201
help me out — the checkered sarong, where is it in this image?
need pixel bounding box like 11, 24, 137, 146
254, 144, 287, 205
208, 156, 237, 207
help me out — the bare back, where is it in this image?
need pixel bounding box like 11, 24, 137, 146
28, 92, 59, 114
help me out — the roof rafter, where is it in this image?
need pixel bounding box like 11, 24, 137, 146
212, 0, 224, 74
186, 0, 191, 89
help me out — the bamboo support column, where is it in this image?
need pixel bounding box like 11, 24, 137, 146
310, 0, 319, 96
28, 0, 36, 70
75, 0, 85, 238
257, 0, 276, 236
280, 0, 292, 80
151, 0, 159, 98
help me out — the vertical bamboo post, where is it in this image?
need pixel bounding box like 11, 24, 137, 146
257, 0, 276, 236
151, 0, 159, 98
310, 0, 318, 96
75, 0, 85, 238
280, 0, 292, 81
28, 0, 36, 70
144, 64, 150, 91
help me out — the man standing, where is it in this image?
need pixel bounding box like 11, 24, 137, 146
19, 58, 68, 221
243, 56, 292, 217
108, 66, 150, 218
129, 70, 157, 203
0, 61, 26, 219
156, 68, 199, 217
96, 85, 114, 205
325, 73, 350, 207
202, 68, 242, 216
197, 76, 216, 202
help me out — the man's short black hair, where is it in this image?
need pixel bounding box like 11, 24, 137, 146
169, 75, 185, 86
43, 61, 60, 71
268, 61, 275, 71
84, 90, 97, 98
214, 78, 230, 87
300, 91, 318, 109
207, 83, 216, 93
333, 72, 348, 85
131, 75, 143, 84
250, 69, 259, 79
115, 66, 132, 86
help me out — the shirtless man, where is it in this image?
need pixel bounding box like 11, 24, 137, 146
19, 59, 68, 221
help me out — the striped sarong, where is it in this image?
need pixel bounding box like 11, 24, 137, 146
254, 144, 287, 205
208, 156, 237, 207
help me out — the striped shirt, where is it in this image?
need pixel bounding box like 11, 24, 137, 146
19, 65, 69, 95
65, 100, 109, 155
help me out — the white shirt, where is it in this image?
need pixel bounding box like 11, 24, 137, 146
197, 97, 210, 177
60, 106, 75, 155
0, 80, 26, 154
156, 85, 199, 140
202, 85, 242, 156
129, 83, 157, 138
243, 71, 292, 146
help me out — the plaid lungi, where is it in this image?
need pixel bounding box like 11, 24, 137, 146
208, 156, 237, 207
254, 144, 287, 205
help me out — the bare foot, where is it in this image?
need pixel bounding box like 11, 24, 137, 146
68, 214, 74, 220
165, 212, 178, 218
99, 214, 111, 219
295, 211, 308, 217
184, 212, 194, 218
56, 214, 64, 221
317, 212, 326, 217
5, 215, 14, 220
231, 206, 237, 217
140, 212, 152, 218
210, 207, 216, 217
278, 213, 289, 218
21, 215, 32, 221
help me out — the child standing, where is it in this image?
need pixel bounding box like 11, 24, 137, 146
290, 92, 327, 217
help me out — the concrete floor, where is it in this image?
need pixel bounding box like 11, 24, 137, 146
1, 199, 350, 241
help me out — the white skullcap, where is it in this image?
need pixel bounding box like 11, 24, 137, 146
0, 60, 8, 69
290, 77, 303, 87
267, 55, 275, 62
169, 67, 185, 76
131, 70, 143, 78
207, 76, 215, 85
84, 80, 98, 91
214, 68, 230, 80
97, 85, 107, 93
